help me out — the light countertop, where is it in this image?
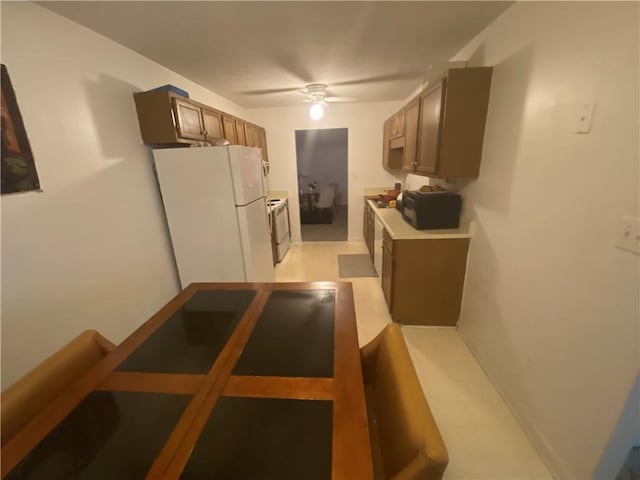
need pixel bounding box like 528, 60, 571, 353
366, 198, 473, 240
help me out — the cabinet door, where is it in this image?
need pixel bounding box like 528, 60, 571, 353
245, 123, 260, 148
381, 242, 393, 310
364, 205, 373, 258
363, 202, 371, 247
402, 98, 420, 171
258, 127, 269, 163
202, 108, 223, 141
368, 212, 375, 259
390, 109, 405, 139
235, 119, 247, 146
222, 115, 238, 144
382, 119, 391, 168
416, 80, 445, 175
172, 98, 204, 141
363, 202, 368, 239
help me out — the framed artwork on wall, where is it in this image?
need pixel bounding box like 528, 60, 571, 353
1, 64, 41, 195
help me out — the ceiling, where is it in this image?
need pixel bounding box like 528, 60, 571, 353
40, 1, 511, 108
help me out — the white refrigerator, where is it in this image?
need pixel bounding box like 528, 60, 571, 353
153, 146, 274, 288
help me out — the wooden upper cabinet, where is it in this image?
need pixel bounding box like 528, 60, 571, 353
222, 115, 238, 144
382, 119, 391, 168
258, 127, 269, 163
201, 108, 223, 141
402, 98, 420, 171
389, 109, 405, 139
235, 119, 247, 146
243, 123, 269, 162
435, 67, 492, 178
388, 67, 493, 178
383, 118, 403, 170
245, 123, 260, 148
416, 81, 445, 175
172, 97, 205, 141
132, 89, 271, 155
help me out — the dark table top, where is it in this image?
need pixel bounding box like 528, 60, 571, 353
1, 282, 373, 480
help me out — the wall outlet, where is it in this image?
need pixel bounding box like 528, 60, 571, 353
615, 216, 640, 255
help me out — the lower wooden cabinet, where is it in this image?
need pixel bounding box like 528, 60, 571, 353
382, 230, 470, 326
363, 200, 375, 258
381, 234, 393, 308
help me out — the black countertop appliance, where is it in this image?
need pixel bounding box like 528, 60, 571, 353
401, 189, 462, 229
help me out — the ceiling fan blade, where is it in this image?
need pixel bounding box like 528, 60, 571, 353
332, 71, 424, 87
241, 86, 301, 96
272, 53, 315, 86
325, 97, 357, 103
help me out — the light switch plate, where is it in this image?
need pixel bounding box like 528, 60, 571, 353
574, 103, 595, 134
615, 216, 640, 255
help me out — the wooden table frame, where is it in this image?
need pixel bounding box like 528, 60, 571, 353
1, 282, 373, 480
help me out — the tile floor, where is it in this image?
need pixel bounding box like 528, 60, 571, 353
275, 240, 553, 480
301, 205, 348, 242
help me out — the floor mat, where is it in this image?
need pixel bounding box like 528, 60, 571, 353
337, 254, 377, 278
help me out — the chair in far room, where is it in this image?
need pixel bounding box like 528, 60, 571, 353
315, 184, 336, 223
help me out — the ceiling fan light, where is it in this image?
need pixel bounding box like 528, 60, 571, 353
309, 102, 324, 120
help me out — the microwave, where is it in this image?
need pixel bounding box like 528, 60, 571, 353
401, 190, 462, 230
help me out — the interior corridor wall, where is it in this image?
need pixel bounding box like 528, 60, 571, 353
450, 3, 639, 478
0, 2, 247, 388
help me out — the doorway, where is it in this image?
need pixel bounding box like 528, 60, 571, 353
295, 128, 348, 241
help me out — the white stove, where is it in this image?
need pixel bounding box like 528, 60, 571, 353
268, 198, 290, 262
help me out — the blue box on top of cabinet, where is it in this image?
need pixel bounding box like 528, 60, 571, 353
147, 84, 189, 98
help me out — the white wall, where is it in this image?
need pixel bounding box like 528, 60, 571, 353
451, 3, 639, 478
0, 2, 248, 388
295, 128, 348, 206
246, 103, 402, 241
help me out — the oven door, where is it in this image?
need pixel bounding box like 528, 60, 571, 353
273, 201, 290, 261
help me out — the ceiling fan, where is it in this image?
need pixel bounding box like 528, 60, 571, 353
298, 84, 356, 104
240, 66, 461, 119
297, 84, 356, 120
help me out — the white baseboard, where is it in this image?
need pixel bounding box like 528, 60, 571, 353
457, 328, 568, 479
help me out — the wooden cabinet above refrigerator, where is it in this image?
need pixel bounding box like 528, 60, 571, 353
133, 90, 270, 163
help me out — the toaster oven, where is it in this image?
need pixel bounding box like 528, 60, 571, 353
401, 190, 462, 230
